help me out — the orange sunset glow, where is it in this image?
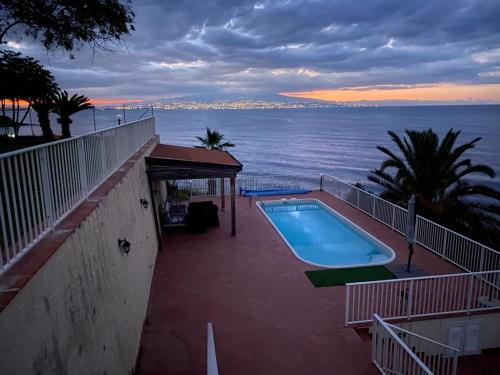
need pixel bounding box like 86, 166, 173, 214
280, 83, 500, 103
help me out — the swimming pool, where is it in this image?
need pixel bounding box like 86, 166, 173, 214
257, 199, 395, 268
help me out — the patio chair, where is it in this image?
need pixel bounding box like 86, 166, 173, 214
163, 200, 187, 226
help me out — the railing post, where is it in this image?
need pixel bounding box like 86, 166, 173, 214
207, 322, 219, 375
345, 284, 350, 327
76, 138, 88, 195
372, 197, 376, 217
479, 247, 485, 272
372, 318, 377, 363
442, 230, 448, 259
100, 133, 106, 180
391, 204, 396, 230
466, 273, 474, 314
319, 173, 324, 191
356, 188, 360, 208
414, 217, 419, 242
39, 148, 55, 230
407, 279, 414, 320
452, 351, 458, 375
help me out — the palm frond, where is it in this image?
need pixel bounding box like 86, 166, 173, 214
371, 128, 500, 247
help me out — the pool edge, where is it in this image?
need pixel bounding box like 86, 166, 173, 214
256, 198, 396, 269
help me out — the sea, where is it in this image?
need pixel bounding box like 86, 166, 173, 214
11, 105, 500, 192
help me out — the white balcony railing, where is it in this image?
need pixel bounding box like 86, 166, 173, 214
346, 270, 500, 326
372, 314, 459, 375
0, 117, 156, 275
172, 173, 320, 197
321, 174, 500, 274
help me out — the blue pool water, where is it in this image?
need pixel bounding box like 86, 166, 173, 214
259, 199, 395, 268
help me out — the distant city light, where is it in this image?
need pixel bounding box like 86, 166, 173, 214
98, 100, 369, 111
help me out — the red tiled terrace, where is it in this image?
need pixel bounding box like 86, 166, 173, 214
136, 191, 472, 375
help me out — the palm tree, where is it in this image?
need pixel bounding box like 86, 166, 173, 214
195, 128, 235, 195
196, 128, 235, 150
53, 91, 92, 138
369, 128, 500, 247
31, 97, 55, 141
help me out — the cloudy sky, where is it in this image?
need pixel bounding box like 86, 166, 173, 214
8, 0, 500, 104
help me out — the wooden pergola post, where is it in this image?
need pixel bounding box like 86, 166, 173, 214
230, 176, 236, 236
220, 177, 225, 211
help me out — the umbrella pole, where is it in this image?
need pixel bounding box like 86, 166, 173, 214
406, 243, 414, 273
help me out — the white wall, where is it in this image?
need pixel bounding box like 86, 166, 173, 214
396, 312, 500, 354
0, 141, 159, 375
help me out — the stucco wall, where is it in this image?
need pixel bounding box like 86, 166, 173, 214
0, 141, 159, 375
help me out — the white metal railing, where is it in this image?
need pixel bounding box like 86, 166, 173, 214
346, 270, 500, 326
172, 173, 321, 197
415, 215, 500, 273
207, 322, 219, 375
372, 314, 459, 375
322, 174, 409, 234
321, 174, 500, 273
0, 117, 156, 275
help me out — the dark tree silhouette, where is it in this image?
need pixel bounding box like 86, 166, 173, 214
31, 98, 55, 141
0, 50, 58, 137
369, 128, 500, 247
53, 91, 93, 138
196, 128, 235, 150
196, 128, 235, 195
0, 0, 135, 54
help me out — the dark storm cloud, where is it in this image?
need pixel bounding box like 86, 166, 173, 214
7, 0, 500, 100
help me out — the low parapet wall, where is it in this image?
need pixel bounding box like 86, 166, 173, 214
0, 137, 160, 375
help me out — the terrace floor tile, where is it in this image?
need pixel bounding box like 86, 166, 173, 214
136, 191, 476, 374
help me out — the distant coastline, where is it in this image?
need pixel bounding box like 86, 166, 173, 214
98, 101, 500, 111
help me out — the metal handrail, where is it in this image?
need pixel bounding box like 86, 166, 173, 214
372, 314, 458, 375
0, 117, 156, 275
346, 270, 500, 325
373, 314, 434, 375
321, 173, 500, 273
347, 270, 495, 286
0, 118, 154, 159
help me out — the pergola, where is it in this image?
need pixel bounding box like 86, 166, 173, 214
145, 144, 243, 238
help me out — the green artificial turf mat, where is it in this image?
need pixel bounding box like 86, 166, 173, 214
305, 266, 396, 287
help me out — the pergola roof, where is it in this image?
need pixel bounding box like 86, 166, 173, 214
146, 144, 243, 179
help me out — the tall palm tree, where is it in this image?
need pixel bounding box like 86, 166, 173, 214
31, 97, 55, 141
196, 128, 235, 150
369, 128, 500, 247
195, 128, 235, 195
53, 91, 92, 138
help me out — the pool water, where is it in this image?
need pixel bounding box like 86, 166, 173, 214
258, 199, 395, 268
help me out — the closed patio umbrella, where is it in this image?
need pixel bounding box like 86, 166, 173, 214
406, 194, 417, 272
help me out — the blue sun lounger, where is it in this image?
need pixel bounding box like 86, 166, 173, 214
239, 188, 311, 197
